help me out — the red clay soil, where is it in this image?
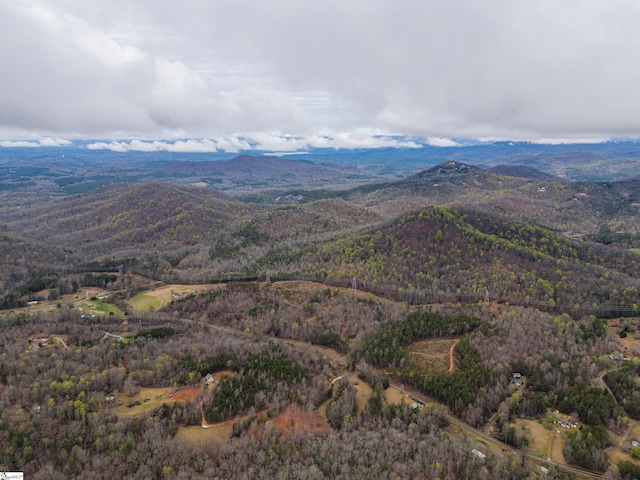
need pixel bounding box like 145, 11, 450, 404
172, 386, 199, 401
265, 404, 332, 435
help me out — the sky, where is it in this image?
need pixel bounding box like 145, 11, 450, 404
1, 0, 640, 152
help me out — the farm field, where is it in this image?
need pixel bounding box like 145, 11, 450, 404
19, 287, 124, 315
128, 284, 221, 312
128, 292, 162, 312
114, 386, 199, 417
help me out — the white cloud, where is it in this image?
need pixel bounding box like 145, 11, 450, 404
0, 138, 71, 147
425, 137, 460, 148
86, 133, 422, 153
531, 138, 611, 145
87, 139, 217, 153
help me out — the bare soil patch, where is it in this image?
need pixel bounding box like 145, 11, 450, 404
406, 338, 458, 373
172, 386, 199, 401
269, 404, 332, 435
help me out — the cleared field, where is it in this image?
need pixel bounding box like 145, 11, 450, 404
607, 419, 640, 467
128, 293, 162, 312
406, 338, 457, 373
348, 374, 373, 415
78, 298, 124, 316
115, 387, 177, 417
618, 327, 640, 357
176, 423, 233, 444
269, 404, 332, 434
550, 431, 566, 464
512, 418, 550, 458
128, 284, 221, 312
384, 387, 408, 406
19, 287, 122, 315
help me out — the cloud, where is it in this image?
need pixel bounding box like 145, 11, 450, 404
87, 139, 220, 153
2, 1, 640, 142
425, 137, 460, 148
0, 138, 72, 147
531, 138, 612, 146
86, 133, 422, 153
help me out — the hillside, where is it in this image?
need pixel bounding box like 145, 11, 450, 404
5, 182, 248, 253
481, 151, 640, 181
2, 162, 640, 299
488, 164, 564, 181
334, 161, 640, 243
298, 205, 640, 309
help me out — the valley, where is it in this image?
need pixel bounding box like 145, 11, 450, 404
1, 150, 640, 478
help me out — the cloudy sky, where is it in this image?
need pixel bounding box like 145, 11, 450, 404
1, 0, 640, 151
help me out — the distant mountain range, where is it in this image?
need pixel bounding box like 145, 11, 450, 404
2, 159, 638, 290
2, 140, 640, 198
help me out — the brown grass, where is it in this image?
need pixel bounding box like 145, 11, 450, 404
175, 422, 234, 444
384, 387, 410, 406
114, 387, 175, 417
268, 280, 382, 306
347, 374, 373, 416
607, 419, 640, 467
512, 419, 551, 459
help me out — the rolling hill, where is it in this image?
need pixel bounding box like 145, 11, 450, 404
297, 204, 640, 309
1, 160, 639, 311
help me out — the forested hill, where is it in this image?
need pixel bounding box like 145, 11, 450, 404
299, 205, 640, 308
487, 164, 564, 181
339, 161, 640, 244
4, 182, 249, 253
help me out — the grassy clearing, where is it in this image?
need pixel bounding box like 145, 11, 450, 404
128, 284, 219, 312
550, 431, 566, 464
384, 387, 408, 406
78, 299, 124, 316
512, 418, 550, 458
114, 387, 175, 417
175, 424, 233, 444
607, 420, 640, 467
348, 374, 373, 416
406, 338, 456, 373
128, 293, 162, 312
630, 248, 640, 254
92, 300, 124, 315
